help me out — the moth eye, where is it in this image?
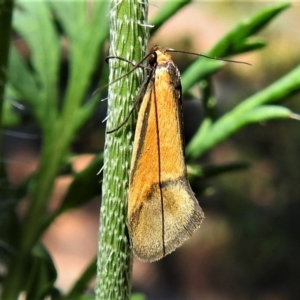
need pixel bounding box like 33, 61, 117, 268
148, 53, 157, 67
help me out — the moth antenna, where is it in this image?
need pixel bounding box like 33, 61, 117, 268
106, 69, 153, 134
166, 48, 251, 66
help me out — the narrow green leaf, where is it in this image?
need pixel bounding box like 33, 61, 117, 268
187, 105, 296, 160
186, 60, 300, 160
233, 64, 300, 114
24, 243, 57, 300
237, 38, 265, 53
49, 1, 87, 40
7, 49, 40, 106
181, 2, 290, 93
241, 105, 295, 123
209, 2, 290, 56
52, 0, 109, 121
13, 0, 60, 114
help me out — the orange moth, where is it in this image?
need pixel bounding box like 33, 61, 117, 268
126, 46, 204, 262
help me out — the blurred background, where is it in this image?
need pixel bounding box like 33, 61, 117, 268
3, 1, 300, 299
